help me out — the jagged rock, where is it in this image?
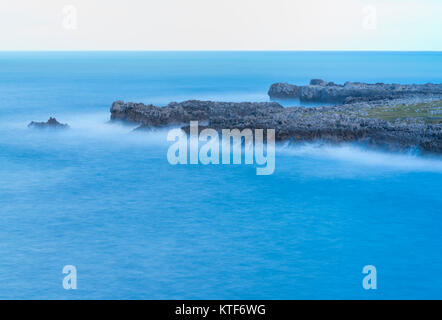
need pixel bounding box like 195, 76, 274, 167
111, 100, 284, 127
268, 80, 442, 102
28, 117, 69, 129
110, 98, 442, 154
267, 83, 301, 98
310, 79, 328, 86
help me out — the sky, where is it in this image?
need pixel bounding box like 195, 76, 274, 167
0, 0, 441, 50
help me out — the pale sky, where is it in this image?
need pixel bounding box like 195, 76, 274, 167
1, 0, 441, 50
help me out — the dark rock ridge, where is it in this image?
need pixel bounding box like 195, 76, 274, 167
28, 117, 69, 129
268, 80, 442, 102
110, 98, 442, 153
110, 100, 284, 127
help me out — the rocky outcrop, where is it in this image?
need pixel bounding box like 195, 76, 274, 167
110, 98, 442, 153
268, 80, 442, 102
28, 117, 69, 129
267, 83, 301, 98
111, 100, 284, 127
309, 79, 329, 86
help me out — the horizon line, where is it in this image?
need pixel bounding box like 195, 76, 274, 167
0, 49, 441, 53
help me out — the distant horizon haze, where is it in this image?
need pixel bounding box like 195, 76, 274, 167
1, 0, 441, 51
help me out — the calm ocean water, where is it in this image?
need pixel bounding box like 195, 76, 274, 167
0, 51, 441, 299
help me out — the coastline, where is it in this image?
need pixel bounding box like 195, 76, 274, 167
110, 80, 442, 154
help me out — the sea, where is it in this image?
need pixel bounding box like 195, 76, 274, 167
0, 51, 441, 299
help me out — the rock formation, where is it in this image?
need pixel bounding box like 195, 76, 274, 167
28, 117, 69, 129
268, 80, 442, 103
110, 98, 442, 153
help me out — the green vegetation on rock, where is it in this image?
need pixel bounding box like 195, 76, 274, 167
366, 100, 442, 124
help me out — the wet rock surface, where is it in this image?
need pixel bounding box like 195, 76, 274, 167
268, 79, 442, 102
110, 97, 442, 154
28, 117, 69, 129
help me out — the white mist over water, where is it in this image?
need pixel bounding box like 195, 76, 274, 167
4, 110, 441, 174
279, 142, 442, 173
34, 114, 442, 176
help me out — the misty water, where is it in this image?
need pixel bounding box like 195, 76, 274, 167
0, 51, 441, 299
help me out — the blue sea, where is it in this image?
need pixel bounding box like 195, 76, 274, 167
0, 51, 441, 299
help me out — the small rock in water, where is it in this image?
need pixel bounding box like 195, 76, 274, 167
28, 117, 69, 129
